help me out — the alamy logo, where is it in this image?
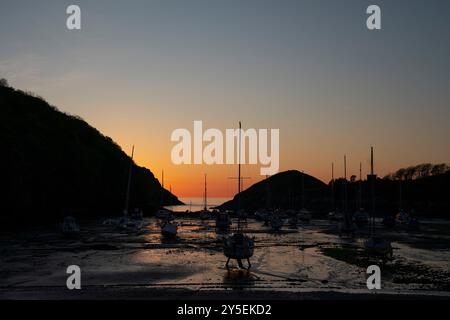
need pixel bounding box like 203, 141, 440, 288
171, 121, 279, 176
366, 265, 381, 290
66, 265, 81, 290
66, 5, 81, 30
366, 5, 381, 30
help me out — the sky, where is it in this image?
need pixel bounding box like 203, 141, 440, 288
1, 0, 449, 197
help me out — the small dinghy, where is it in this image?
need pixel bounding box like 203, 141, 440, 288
255, 209, 269, 222
155, 209, 173, 220
407, 217, 420, 231
396, 210, 420, 231
131, 208, 143, 220
328, 211, 343, 221
288, 214, 298, 228
353, 209, 369, 228
364, 236, 393, 260
383, 213, 396, 227
396, 210, 410, 224
270, 214, 283, 232
161, 221, 177, 238
298, 208, 312, 223
117, 214, 142, 231
339, 220, 356, 237
200, 210, 210, 220
62, 216, 80, 237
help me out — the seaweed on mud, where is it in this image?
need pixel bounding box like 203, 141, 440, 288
320, 246, 450, 291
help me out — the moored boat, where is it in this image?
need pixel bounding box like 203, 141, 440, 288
353, 209, 369, 228
216, 211, 231, 231
62, 216, 80, 237
161, 221, 177, 238
270, 214, 283, 231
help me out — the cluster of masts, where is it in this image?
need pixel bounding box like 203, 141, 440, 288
60, 125, 420, 267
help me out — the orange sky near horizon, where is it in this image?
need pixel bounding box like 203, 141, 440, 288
2, 1, 449, 198
112, 125, 445, 198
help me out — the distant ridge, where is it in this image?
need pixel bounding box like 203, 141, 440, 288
0, 81, 182, 223
218, 169, 450, 217
218, 170, 328, 212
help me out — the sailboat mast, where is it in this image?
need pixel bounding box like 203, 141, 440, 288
237, 121, 241, 211
265, 175, 271, 209
204, 174, 207, 211
124, 145, 134, 216
359, 162, 362, 209
344, 155, 347, 214
331, 162, 335, 211
370, 146, 375, 233
301, 171, 305, 208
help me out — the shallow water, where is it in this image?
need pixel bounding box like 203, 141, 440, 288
1, 217, 450, 298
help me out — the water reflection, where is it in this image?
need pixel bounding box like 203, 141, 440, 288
2, 216, 450, 295
223, 269, 256, 290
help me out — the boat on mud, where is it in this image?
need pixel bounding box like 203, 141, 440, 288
216, 211, 231, 231
339, 155, 355, 237
270, 214, 283, 231
396, 210, 421, 231
62, 216, 80, 237
223, 121, 255, 269
364, 147, 393, 260
383, 213, 396, 227
353, 163, 369, 228
161, 220, 177, 238
200, 210, 210, 220
200, 174, 210, 220
298, 208, 312, 223
328, 210, 343, 221
353, 209, 369, 228
364, 236, 393, 260
224, 233, 254, 269
155, 208, 173, 221
288, 213, 298, 228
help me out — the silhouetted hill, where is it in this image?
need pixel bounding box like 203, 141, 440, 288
218, 170, 329, 212
219, 169, 450, 217
0, 82, 182, 223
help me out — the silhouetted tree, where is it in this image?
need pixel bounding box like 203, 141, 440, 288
0, 78, 9, 87
0, 83, 182, 224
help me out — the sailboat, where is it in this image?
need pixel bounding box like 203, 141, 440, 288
383, 180, 399, 227
339, 155, 356, 236
223, 122, 254, 269
269, 212, 283, 232
200, 174, 210, 220
364, 147, 393, 260
256, 175, 272, 225
216, 210, 231, 231
394, 179, 420, 231
298, 171, 312, 223
288, 213, 298, 228
117, 146, 142, 231
353, 163, 369, 228
161, 219, 178, 238
155, 171, 177, 237
62, 216, 80, 237
328, 163, 343, 221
